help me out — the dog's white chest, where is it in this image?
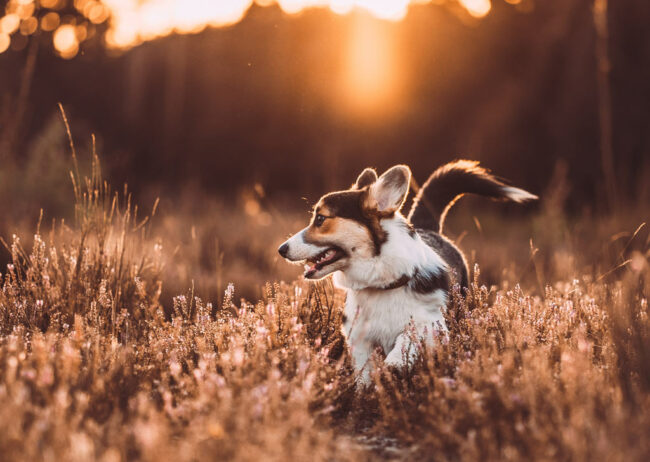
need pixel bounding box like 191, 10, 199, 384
342, 287, 447, 354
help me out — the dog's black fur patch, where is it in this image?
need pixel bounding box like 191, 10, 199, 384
402, 221, 416, 238
418, 229, 469, 289
409, 267, 450, 294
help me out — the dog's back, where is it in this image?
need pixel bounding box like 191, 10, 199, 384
418, 230, 469, 289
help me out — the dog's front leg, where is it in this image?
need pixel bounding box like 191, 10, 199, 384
348, 336, 375, 385
384, 330, 420, 370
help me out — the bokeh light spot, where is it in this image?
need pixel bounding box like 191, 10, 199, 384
98, 1, 497, 50
41, 12, 61, 32
88, 4, 110, 24
75, 23, 88, 41
0, 14, 21, 35
40, 0, 63, 9
15, 1, 36, 20
53, 24, 79, 59
459, 0, 491, 18
19, 16, 38, 35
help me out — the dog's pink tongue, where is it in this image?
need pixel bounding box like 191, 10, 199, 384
304, 262, 317, 277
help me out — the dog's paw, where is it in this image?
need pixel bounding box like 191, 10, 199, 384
383, 351, 407, 369
355, 368, 372, 388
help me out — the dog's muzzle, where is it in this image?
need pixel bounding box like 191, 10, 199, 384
278, 229, 347, 279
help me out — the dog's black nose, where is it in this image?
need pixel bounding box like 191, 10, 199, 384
278, 243, 289, 258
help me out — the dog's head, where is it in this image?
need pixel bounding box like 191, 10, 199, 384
278, 165, 411, 280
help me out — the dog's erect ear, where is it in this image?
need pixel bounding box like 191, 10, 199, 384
365, 165, 411, 213
352, 168, 378, 190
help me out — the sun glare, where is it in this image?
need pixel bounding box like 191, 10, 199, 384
100, 0, 491, 49
459, 0, 491, 18
88, 0, 490, 118
103, 0, 254, 48
342, 15, 402, 117
0, 1, 494, 56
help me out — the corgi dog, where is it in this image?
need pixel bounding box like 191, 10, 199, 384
278, 160, 537, 383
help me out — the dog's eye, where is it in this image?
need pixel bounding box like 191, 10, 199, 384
314, 214, 326, 227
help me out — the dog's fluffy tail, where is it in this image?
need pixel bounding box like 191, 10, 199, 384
407, 160, 537, 233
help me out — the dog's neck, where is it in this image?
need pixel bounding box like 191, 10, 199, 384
333, 214, 447, 292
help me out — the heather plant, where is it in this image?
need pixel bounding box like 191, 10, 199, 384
0, 141, 649, 460
0, 149, 361, 459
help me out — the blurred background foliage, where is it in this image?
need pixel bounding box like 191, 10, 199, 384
1, 0, 648, 212
0, 0, 648, 300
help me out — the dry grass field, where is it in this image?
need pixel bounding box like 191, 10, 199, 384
1, 142, 649, 461
2, 1, 649, 460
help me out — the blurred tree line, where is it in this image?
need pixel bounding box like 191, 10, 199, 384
0, 0, 649, 212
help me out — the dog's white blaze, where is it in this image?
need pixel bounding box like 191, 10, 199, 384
281, 218, 375, 279
282, 227, 327, 261
501, 186, 538, 203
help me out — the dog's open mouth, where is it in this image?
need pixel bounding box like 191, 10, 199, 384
303, 246, 346, 278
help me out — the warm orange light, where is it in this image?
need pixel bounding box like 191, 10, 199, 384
341, 15, 403, 118
353, 0, 410, 21
53, 24, 79, 59
75, 23, 88, 41
103, 0, 254, 48
88, 4, 110, 24
330, 0, 354, 16
458, 0, 491, 18
276, 0, 306, 15
19, 16, 38, 35
0, 14, 21, 34
15, 1, 36, 20
40, 12, 61, 31
40, 0, 63, 9
276, 0, 409, 21
76, 0, 500, 115
98, 1, 493, 50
